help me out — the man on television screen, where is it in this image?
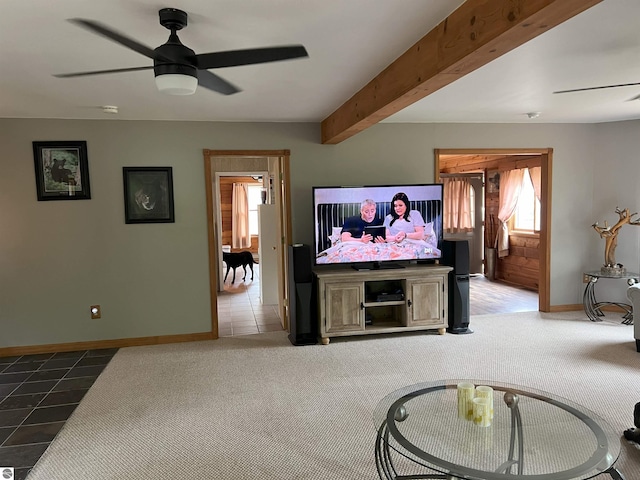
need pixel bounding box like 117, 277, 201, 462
341, 199, 385, 243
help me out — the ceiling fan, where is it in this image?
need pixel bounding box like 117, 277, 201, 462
553, 82, 640, 95
54, 8, 309, 96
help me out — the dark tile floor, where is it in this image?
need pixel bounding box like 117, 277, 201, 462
0, 349, 118, 480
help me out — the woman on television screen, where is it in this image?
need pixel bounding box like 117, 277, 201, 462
384, 192, 425, 243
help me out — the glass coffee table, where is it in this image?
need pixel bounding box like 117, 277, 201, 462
374, 380, 625, 480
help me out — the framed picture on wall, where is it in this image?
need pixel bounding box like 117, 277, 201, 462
32, 140, 91, 200
123, 167, 175, 224
486, 170, 500, 194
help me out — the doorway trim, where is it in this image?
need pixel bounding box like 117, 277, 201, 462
203, 149, 292, 338
435, 148, 552, 312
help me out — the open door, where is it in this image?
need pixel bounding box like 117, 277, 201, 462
258, 204, 280, 306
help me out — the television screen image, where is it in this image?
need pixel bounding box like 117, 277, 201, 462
313, 184, 443, 267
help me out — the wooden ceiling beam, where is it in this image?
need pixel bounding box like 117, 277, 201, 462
320, 0, 603, 144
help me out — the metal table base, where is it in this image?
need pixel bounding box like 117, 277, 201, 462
582, 272, 638, 325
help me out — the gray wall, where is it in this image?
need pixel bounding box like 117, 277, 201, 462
1, 118, 638, 348
590, 121, 640, 302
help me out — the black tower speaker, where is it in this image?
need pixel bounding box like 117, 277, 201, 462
287, 244, 317, 346
441, 239, 470, 275
441, 240, 472, 334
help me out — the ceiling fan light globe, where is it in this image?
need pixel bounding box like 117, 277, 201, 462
155, 74, 197, 95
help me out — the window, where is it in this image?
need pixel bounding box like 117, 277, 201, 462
443, 177, 474, 232
513, 169, 540, 233
247, 184, 263, 235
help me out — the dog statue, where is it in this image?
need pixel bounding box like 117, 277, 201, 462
223, 251, 258, 283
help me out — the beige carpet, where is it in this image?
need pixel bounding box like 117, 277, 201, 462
27, 311, 640, 479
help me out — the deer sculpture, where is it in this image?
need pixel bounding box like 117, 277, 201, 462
592, 207, 640, 268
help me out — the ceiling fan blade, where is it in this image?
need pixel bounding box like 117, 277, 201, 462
553, 82, 640, 94
197, 70, 241, 95
69, 18, 157, 59
195, 45, 308, 69
54, 66, 153, 78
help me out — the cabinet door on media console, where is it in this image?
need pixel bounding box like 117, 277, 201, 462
406, 277, 445, 327
324, 282, 365, 334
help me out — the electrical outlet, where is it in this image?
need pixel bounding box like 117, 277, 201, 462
90, 305, 101, 319
583, 274, 591, 284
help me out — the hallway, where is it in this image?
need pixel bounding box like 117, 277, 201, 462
217, 263, 284, 337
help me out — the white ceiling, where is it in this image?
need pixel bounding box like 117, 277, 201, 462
2, 0, 640, 126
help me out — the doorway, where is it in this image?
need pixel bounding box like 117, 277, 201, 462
203, 150, 292, 338
216, 173, 268, 288
435, 148, 552, 313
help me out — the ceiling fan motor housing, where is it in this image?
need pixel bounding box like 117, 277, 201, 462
153, 36, 197, 79
155, 8, 195, 78
153, 27, 198, 95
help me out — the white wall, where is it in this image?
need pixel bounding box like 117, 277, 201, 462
0, 118, 637, 348
590, 121, 640, 302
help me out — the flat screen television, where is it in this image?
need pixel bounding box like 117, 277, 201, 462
312, 184, 443, 268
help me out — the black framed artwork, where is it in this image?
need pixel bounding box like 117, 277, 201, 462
32, 141, 91, 200
123, 167, 175, 224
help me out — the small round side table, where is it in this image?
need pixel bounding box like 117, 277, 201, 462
582, 270, 639, 324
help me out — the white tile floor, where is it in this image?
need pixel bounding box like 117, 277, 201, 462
216, 263, 284, 337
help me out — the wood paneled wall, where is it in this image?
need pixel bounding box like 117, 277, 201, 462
500, 234, 540, 290
219, 176, 261, 255
439, 153, 541, 291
